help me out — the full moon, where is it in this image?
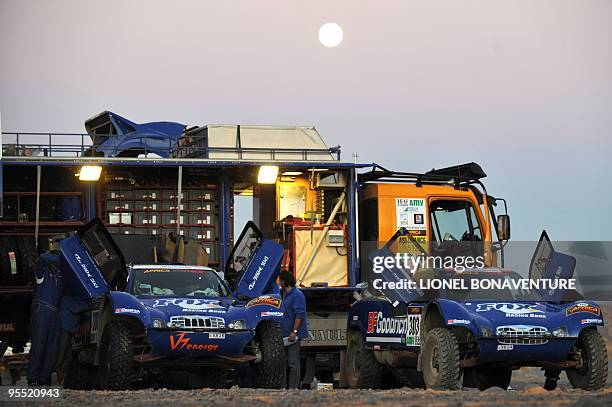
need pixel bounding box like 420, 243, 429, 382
318, 23, 343, 47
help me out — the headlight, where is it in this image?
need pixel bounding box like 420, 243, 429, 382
480, 326, 494, 337
552, 326, 569, 338
229, 320, 246, 330
152, 318, 166, 328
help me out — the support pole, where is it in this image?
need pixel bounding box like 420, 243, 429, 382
176, 166, 183, 236
35, 165, 41, 249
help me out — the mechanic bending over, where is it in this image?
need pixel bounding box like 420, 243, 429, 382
279, 271, 308, 389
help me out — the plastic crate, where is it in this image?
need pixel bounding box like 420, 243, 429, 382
162, 201, 185, 211
187, 201, 213, 212
134, 212, 160, 225
190, 226, 216, 240
162, 190, 185, 200
187, 212, 215, 226
107, 212, 132, 225
134, 189, 160, 200
162, 228, 186, 237
106, 200, 131, 211
162, 213, 185, 225
134, 201, 159, 211
106, 189, 134, 200
188, 190, 215, 200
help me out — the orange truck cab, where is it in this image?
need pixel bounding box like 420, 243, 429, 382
358, 162, 510, 270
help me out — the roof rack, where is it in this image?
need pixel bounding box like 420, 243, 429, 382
359, 162, 487, 188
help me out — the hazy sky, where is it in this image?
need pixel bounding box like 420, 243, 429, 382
1, 0, 611, 240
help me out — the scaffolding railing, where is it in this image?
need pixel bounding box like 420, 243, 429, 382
1, 132, 342, 161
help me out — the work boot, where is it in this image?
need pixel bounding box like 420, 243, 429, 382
543, 369, 561, 391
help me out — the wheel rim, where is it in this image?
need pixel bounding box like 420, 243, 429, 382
575, 341, 590, 376
430, 345, 440, 374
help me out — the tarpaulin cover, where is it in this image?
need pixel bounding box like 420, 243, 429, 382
294, 228, 348, 287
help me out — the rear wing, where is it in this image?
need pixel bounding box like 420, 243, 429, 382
60, 218, 127, 301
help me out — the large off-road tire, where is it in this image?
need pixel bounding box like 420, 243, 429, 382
251, 321, 285, 389
392, 367, 426, 388
346, 330, 383, 389
99, 321, 134, 390
421, 328, 461, 390
566, 328, 608, 390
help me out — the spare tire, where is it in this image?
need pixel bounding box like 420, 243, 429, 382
0, 236, 22, 285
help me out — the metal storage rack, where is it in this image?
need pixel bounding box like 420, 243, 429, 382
102, 180, 220, 265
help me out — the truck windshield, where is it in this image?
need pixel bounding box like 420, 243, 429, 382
131, 268, 229, 298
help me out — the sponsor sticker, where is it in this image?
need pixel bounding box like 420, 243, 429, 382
260, 311, 284, 317
566, 303, 601, 316
115, 308, 140, 315
580, 318, 603, 324
169, 332, 220, 351
246, 296, 282, 309
447, 319, 470, 325
476, 303, 545, 319
497, 344, 513, 351
153, 298, 225, 311
365, 311, 421, 346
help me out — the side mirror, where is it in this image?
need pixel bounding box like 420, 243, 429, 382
497, 215, 511, 241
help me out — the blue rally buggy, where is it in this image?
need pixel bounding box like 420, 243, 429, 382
346, 229, 608, 391
60, 220, 286, 389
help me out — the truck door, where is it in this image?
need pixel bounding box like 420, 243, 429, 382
226, 221, 283, 300
60, 218, 127, 300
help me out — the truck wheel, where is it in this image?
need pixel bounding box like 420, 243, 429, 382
566, 329, 608, 390
421, 328, 461, 390
251, 321, 285, 389
99, 321, 134, 390
392, 367, 425, 388
346, 330, 383, 389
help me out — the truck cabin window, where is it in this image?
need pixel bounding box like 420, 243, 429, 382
132, 268, 229, 298
429, 200, 482, 243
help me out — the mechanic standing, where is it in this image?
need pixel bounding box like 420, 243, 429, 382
27, 243, 63, 385
279, 271, 307, 389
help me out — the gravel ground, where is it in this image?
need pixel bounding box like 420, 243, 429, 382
6, 368, 606, 407
35, 386, 612, 407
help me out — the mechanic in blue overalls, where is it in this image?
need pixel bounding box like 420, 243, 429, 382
27, 241, 63, 385
52, 290, 89, 385
279, 271, 308, 389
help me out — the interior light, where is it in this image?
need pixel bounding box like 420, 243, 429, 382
78, 165, 102, 181
258, 166, 279, 184
281, 171, 303, 176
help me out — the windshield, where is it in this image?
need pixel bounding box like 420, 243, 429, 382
131, 267, 229, 298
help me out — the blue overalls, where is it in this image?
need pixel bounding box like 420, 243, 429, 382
27, 252, 63, 385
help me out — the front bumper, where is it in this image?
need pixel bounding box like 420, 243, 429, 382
477, 337, 577, 363
146, 328, 256, 357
